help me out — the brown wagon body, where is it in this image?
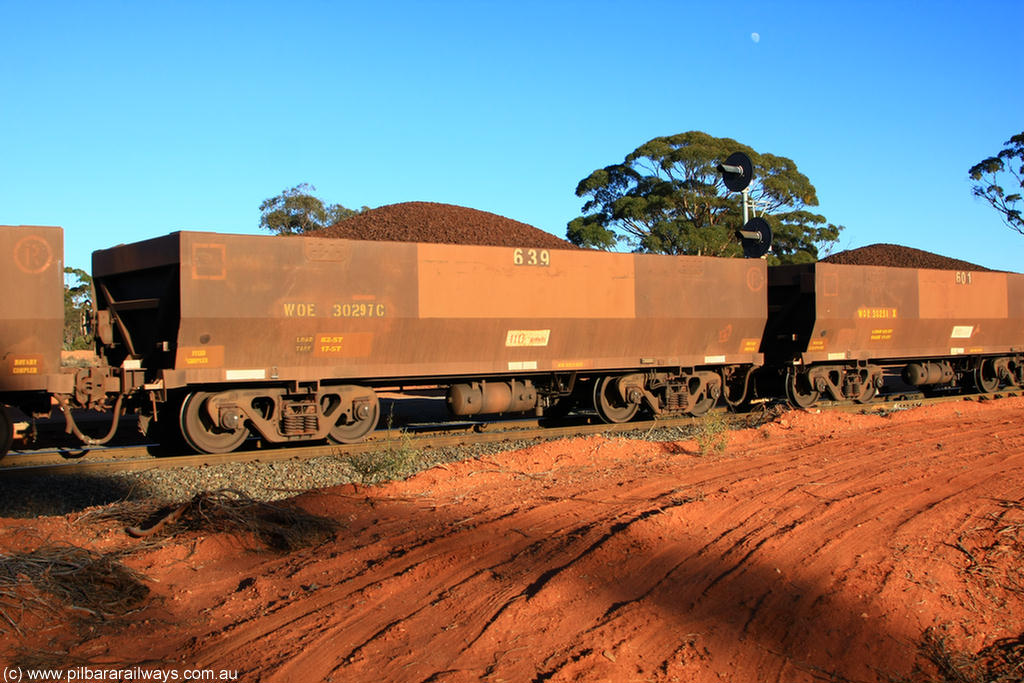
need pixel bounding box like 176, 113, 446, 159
92, 231, 767, 451
93, 232, 767, 383
765, 262, 1024, 405
0, 226, 67, 396
0, 225, 67, 454
0, 225, 66, 393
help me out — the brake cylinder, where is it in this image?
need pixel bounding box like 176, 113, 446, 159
447, 380, 538, 416
902, 362, 954, 386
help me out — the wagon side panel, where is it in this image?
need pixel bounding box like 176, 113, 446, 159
0, 225, 65, 393
99, 233, 768, 387
788, 263, 1021, 364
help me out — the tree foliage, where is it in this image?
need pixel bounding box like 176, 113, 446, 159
259, 183, 361, 235
566, 131, 842, 263
968, 131, 1024, 236
64, 267, 93, 351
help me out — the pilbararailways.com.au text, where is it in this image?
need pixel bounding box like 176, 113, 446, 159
4, 667, 239, 682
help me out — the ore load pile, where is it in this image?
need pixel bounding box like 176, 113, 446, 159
821, 243, 991, 271
320, 201, 576, 249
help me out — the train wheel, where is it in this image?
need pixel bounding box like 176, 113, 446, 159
684, 385, 716, 417
180, 391, 249, 454
786, 370, 819, 409
327, 390, 379, 444
0, 406, 13, 459
853, 382, 877, 404
593, 376, 639, 423
853, 372, 878, 404
972, 359, 1000, 394
688, 388, 716, 416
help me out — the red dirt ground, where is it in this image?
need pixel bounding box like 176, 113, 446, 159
4, 397, 1024, 682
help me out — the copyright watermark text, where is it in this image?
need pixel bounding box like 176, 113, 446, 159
3, 667, 238, 682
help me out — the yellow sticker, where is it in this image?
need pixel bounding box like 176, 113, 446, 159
506, 329, 550, 347
740, 338, 760, 353
176, 346, 225, 368
314, 332, 373, 357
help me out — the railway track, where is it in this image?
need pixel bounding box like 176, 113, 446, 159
2, 388, 1021, 478
0, 413, 684, 476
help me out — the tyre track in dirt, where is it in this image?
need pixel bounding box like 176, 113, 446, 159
183, 487, 685, 679
314, 428, 1012, 678
188, 406, 1020, 680
21, 398, 1024, 683
394, 403, 1020, 682
509, 454, 1015, 679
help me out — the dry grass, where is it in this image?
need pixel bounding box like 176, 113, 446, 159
0, 544, 148, 635
342, 432, 423, 485
737, 401, 789, 429
691, 411, 730, 455
896, 497, 1024, 682
90, 489, 340, 553
897, 628, 1024, 683
951, 498, 1024, 603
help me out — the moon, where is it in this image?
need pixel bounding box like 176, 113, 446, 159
751, 32, 760, 43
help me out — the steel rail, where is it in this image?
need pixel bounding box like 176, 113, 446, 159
2, 389, 1021, 477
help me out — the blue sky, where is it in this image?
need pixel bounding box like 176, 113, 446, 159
2, 0, 1022, 273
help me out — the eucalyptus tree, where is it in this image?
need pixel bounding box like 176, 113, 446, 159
567, 131, 842, 263
969, 132, 1024, 236
259, 183, 359, 235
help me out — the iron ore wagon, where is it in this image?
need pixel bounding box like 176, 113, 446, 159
762, 261, 1024, 406
90, 231, 769, 453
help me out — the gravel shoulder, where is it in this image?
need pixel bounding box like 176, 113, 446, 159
3, 398, 1024, 682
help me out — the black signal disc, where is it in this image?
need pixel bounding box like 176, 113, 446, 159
720, 152, 753, 192
737, 217, 772, 258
